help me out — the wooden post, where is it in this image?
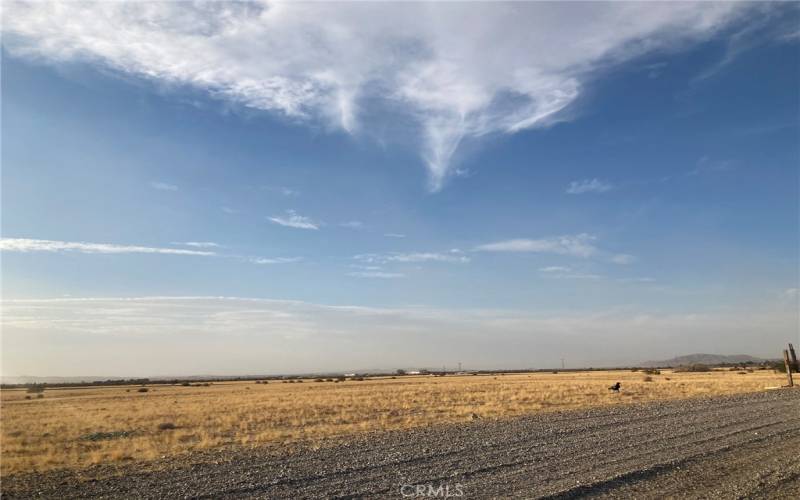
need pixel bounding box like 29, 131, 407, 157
783, 350, 794, 387
789, 343, 799, 372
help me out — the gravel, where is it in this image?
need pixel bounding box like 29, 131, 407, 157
3, 389, 799, 499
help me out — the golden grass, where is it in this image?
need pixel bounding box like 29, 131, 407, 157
0, 369, 785, 475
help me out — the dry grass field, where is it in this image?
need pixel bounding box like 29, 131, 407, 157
0, 369, 785, 475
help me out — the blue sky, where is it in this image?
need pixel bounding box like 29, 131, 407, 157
1, 2, 798, 376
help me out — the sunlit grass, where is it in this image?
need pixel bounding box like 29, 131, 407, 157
0, 369, 784, 475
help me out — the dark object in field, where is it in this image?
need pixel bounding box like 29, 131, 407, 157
80, 430, 136, 442
158, 422, 177, 431
608, 382, 621, 392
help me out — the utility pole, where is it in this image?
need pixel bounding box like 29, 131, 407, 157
458, 362, 462, 372
783, 350, 794, 387
561, 358, 565, 370
789, 343, 798, 372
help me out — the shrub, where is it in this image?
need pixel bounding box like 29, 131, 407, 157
643, 376, 654, 382
181, 382, 191, 387
81, 430, 135, 441
26, 384, 46, 394
25, 395, 31, 400
137, 388, 149, 393
769, 361, 787, 373
36, 394, 44, 399
643, 368, 661, 375
157, 422, 176, 431
675, 364, 711, 372
314, 378, 324, 382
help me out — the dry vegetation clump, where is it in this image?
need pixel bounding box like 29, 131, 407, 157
0, 369, 784, 475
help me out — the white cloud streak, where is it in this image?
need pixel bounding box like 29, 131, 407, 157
267, 210, 319, 230
2, 1, 756, 190
347, 271, 404, 279
539, 266, 572, 273
566, 178, 614, 194
150, 181, 178, 191
250, 256, 302, 265
476, 234, 597, 258
355, 251, 470, 265
174, 241, 221, 248
0, 238, 215, 256
611, 253, 637, 265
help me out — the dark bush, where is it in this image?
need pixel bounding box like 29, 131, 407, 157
643, 368, 661, 375
643, 376, 654, 382
81, 430, 135, 441
157, 422, 177, 431
675, 364, 711, 372
26, 384, 46, 394
137, 388, 149, 393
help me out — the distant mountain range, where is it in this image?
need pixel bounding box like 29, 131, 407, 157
640, 353, 766, 367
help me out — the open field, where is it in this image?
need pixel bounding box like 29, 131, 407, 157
0, 368, 787, 476
4, 389, 799, 499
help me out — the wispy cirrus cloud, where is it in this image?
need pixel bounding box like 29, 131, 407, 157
347, 271, 404, 279
476, 234, 597, 258
355, 250, 469, 265
384, 233, 406, 239
268, 210, 319, 230
173, 241, 221, 249
263, 185, 299, 197
0, 238, 215, 256
150, 181, 178, 191
617, 277, 656, 284
611, 253, 637, 265
539, 266, 601, 280
2, 2, 761, 191
250, 257, 302, 265
539, 266, 572, 273
566, 178, 614, 194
